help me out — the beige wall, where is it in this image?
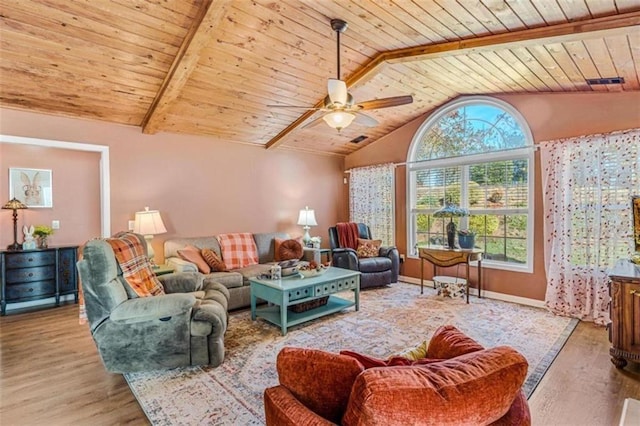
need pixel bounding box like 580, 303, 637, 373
0, 108, 345, 262
345, 91, 640, 301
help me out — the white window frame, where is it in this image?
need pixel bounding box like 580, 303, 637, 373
406, 96, 535, 273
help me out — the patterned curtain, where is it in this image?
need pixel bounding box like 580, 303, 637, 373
349, 163, 395, 246
540, 128, 640, 325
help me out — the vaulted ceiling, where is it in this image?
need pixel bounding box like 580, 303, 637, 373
1, 1, 639, 156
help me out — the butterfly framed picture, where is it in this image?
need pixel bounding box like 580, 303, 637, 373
9, 167, 53, 208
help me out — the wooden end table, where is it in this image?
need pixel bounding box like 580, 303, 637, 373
418, 247, 483, 304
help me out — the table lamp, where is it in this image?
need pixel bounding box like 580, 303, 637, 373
297, 206, 317, 245
2, 198, 28, 250
133, 207, 167, 264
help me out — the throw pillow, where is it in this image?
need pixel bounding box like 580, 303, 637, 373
278, 238, 303, 261
356, 238, 381, 258
274, 237, 304, 261
276, 347, 364, 424
217, 233, 259, 270
201, 248, 227, 272
340, 350, 444, 369
426, 325, 484, 359
394, 340, 429, 360
177, 245, 211, 274
106, 233, 165, 297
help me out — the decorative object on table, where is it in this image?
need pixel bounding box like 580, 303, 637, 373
133, 206, 167, 264
9, 168, 53, 208
33, 224, 54, 248
310, 236, 322, 249
298, 261, 328, 278
269, 264, 282, 280
22, 225, 37, 250
297, 206, 318, 245
2, 198, 28, 250
433, 203, 469, 249
458, 229, 475, 249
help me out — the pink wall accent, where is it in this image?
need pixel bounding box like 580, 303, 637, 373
1, 108, 345, 261
0, 144, 101, 247
345, 91, 640, 301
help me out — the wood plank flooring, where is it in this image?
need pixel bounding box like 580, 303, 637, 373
1, 303, 639, 425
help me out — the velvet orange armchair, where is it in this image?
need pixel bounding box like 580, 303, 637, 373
264, 325, 531, 426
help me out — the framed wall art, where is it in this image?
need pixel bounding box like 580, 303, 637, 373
9, 167, 53, 208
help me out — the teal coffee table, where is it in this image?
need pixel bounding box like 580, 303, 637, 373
250, 267, 360, 335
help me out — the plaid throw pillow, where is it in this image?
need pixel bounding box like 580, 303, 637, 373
106, 233, 165, 297
217, 233, 259, 270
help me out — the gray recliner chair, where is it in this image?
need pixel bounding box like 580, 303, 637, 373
77, 234, 230, 373
328, 223, 400, 289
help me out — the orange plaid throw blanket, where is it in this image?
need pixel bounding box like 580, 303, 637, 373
107, 233, 165, 297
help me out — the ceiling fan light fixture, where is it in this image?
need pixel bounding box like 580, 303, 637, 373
323, 111, 355, 131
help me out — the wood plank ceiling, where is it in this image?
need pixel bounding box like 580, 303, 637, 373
1, 0, 639, 156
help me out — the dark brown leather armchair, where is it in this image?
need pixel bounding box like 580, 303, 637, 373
328, 223, 399, 289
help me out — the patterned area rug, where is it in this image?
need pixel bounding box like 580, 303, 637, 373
125, 283, 578, 425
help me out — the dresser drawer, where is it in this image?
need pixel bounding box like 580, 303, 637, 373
5, 280, 56, 301
5, 251, 56, 269
5, 266, 56, 284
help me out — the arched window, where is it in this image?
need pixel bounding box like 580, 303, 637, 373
407, 96, 534, 272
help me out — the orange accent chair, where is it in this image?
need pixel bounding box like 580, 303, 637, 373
264, 325, 531, 426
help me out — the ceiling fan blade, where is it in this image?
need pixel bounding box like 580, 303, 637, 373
356, 95, 414, 110
328, 79, 348, 105
267, 104, 320, 110
354, 111, 378, 127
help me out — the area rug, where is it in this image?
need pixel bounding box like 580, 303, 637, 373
125, 282, 578, 425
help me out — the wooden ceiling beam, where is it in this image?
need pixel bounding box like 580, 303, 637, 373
142, 0, 231, 134
265, 11, 640, 150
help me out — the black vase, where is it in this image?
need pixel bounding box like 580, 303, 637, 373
446, 219, 456, 249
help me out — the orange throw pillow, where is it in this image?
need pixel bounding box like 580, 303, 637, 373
274, 237, 304, 261
177, 244, 211, 274
356, 238, 381, 258
201, 248, 227, 272
426, 325, 484, 359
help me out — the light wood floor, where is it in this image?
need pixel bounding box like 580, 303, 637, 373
1, 303, 639, 425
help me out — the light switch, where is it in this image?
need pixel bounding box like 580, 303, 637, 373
52, 220, 60, 229
128, 220, 135, 231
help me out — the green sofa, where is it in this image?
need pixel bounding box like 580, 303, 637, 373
77, 234, 230, 373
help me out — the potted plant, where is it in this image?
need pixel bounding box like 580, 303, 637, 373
33, 225, 54, 248
433, 203, 469, 249
458, 229, 476, 249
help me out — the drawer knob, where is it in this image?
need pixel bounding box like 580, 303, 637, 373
28, 257, 34, 262
28, 288, 34, 292
28, 273, 33, 277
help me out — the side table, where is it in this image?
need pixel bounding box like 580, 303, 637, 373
152, 264, 174, 276
418, 247, 483, 304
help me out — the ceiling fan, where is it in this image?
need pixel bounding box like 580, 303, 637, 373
269, 19, 413, 132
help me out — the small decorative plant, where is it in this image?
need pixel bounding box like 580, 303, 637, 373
33, 225, 54, 248
458, 229, 475, 237
33, 225, 54, 237
310, 236, 322, 248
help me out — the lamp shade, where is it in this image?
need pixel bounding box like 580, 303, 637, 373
2, 198, 27, 210
133, 207, 167, 235
297, 206, 318, 227
323, 111, 355, 131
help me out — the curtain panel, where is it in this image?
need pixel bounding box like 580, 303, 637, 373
349, 163, 395, 246
540, 128, 640, 325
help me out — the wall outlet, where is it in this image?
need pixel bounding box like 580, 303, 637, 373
51, 220, 60, 229
128, 220, 135, 231
399, 253, 405, 263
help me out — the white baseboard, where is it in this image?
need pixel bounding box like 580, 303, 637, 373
4, 295, 76, 314
399, 275, 546, 308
